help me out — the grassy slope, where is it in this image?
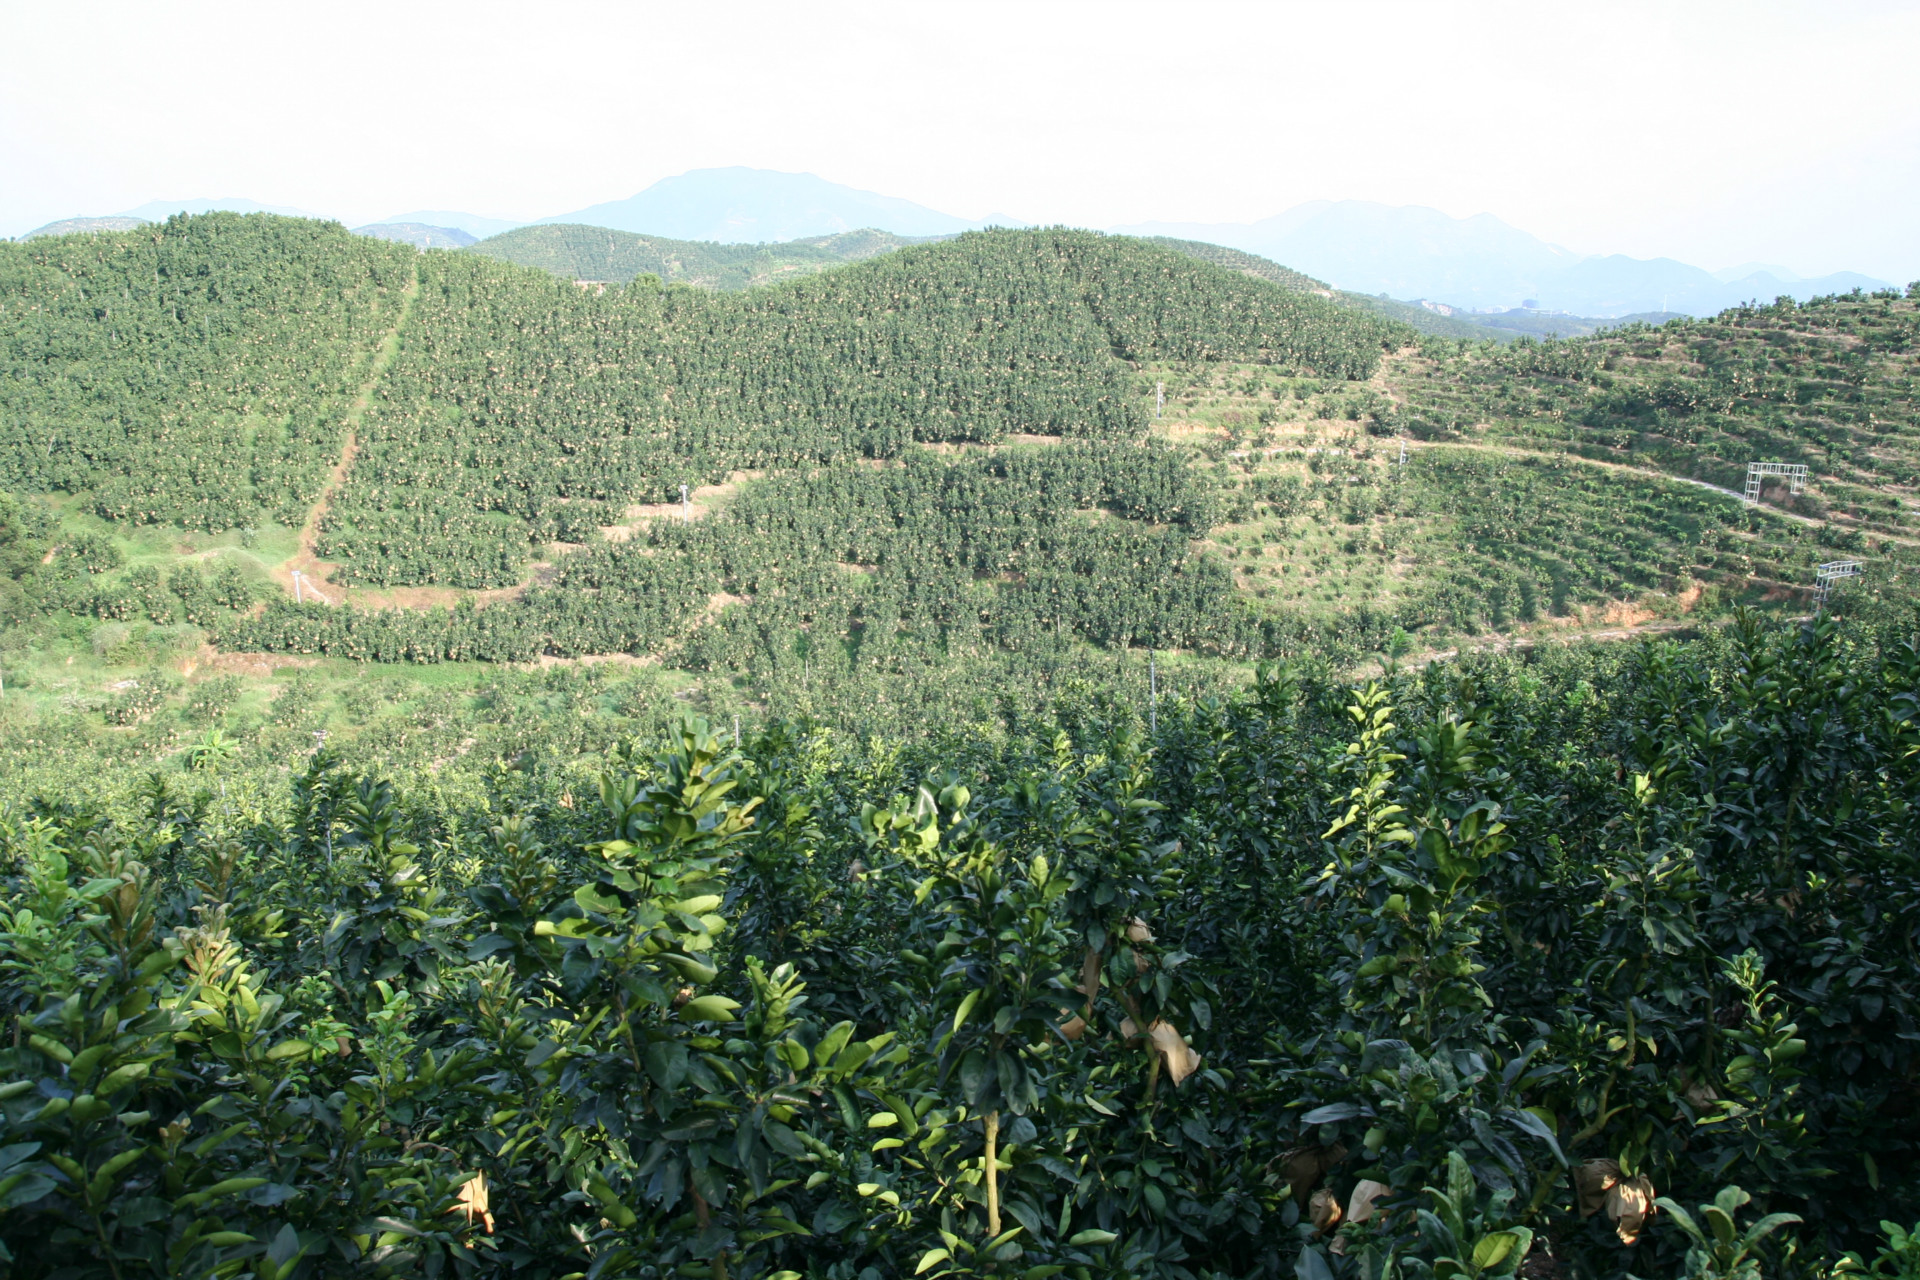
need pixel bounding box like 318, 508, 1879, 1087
464, 223, 935, 289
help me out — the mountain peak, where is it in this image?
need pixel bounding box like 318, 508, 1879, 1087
537, 167, 994, 243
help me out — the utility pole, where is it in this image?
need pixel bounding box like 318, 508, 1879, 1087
1155, 381, 1165, 419
292, 570, 303, 603
1398, 437, 1407, 466
733, 714, 740, 748
681, 482, 690, 523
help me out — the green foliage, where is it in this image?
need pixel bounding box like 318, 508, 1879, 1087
0, 609, 1913, 1278
0, 213, 414, 529
224, 441, 1243, 663
0, 492, 49, 623
4, 211, 1920, 1280
1401, 290, 1920, 529
319, 226, 1397, 590
1654, 1185, 1801, 1280
1837, 1219, 1920, 1279
468, 223, 928, 289
9, 216, 1915, 676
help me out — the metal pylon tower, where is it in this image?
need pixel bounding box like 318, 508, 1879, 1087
1155, 381, 1165, 419
1814, 559, 1862, 606
1745, 461, 1808, 505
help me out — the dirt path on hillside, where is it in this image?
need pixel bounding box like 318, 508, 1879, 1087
1400, 438, 1920, 549
600, 472, 760, 542
1392, 616, 1705, 675
1369, 343, 1916, 546
278, 266, 420, 602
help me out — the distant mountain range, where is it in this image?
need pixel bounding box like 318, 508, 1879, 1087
374, 210, 525, 239
1116, 202, 1890, 317
356, 223, 478, 249
16, 170, 1896, 318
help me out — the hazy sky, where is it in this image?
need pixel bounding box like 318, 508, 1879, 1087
4, 0, 1915, 278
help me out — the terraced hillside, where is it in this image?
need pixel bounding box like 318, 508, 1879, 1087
1133, 349, 1918, 652
1392, 292, 1920, 542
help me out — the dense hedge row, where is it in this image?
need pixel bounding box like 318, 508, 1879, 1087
2, 612, 1917, 1278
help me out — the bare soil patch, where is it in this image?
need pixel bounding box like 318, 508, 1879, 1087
696, 591, 748, 624
279, 266, 421, 602
199, 649, 321, 678
527, 652, 660, 670
603, 472, 759, 541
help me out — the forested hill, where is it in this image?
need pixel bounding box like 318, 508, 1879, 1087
466, 223, 934, 288
0, 214, 1399, 530
315, 221, 1403, 607
6, 211, 1916, 686
1, 212, 1411, 667
0, 213, 416, 528
1148, 235, 1521, 342
1144, 236, 1331, 294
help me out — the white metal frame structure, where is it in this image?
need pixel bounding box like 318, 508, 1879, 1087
1814, 560, 1862, 605
1745, 461, 1809, 505
290, 569, 332, 606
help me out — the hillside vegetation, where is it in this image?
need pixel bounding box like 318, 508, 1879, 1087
466, 224, 930, 288
357, 223, 478, 250
474, 226, 1532, 344
1, 214, 1920, 1280
3, 214, 1916, 678
2, 214, 1916, 683
20, 216, 151, 240
0, 609, 1916, 1280
1396, 291, 1920, 532
0, 213, 415, 529
1147, 237, 1705, 343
